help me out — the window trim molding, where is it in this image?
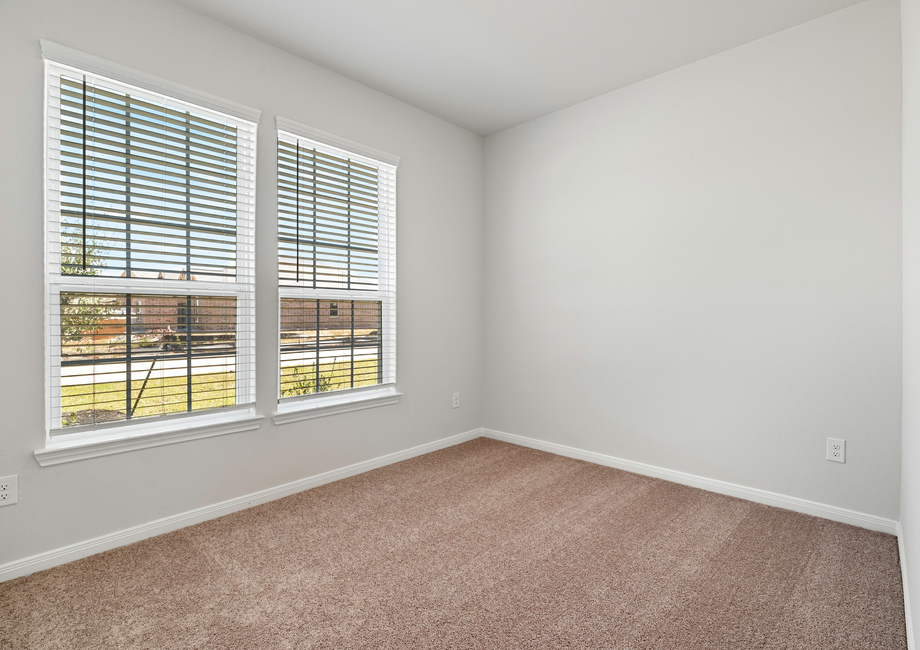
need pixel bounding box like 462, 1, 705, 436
40, 40, 261, 123
43, 48, 260, 443
275, 116, 400, 167
35, 409, 264, 467
272, 385, 402, 425
275, 118, 398, 410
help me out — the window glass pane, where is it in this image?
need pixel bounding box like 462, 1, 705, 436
46, 55, 258, 436
277, 141, 379, 290
59, 75, 239, 282
59, 292, 236, 427
279, 298, 381, 397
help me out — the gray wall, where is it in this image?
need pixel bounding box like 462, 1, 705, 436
0, 0, 484, 565
902, 0, 920, 641
482, 0, 902, 520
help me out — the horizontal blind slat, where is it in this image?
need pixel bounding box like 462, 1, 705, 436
57, 74, 242, 282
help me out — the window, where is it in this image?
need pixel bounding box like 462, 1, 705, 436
274, 118, 399, 421
42, 42, 259, 450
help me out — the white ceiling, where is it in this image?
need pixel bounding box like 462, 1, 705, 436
170, 0, 865, 135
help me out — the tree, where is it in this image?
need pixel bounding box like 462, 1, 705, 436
59, 235, 115, 343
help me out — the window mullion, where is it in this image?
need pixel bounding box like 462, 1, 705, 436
377, 300, 383, 385
350, 300, 355, 389
278, 287, 380, 301
81, 76, 88, 272
186, 295, 193, 413
311, 147, 317, 289
347, 160, 352, 292
52, 276, 251, 297
296, 140, 301, 283
185, 110, 192, 281
313, 298, 320, 391
125, 93, 132, 277
125, 294, 132, 420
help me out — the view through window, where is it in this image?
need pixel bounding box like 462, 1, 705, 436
276, 125, 397, 403
46, 60, 257, 433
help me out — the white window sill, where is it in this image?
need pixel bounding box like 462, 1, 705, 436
35, 409, 264, 467
272, 385, 402, 425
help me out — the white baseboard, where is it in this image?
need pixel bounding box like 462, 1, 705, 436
900, 522, 917, 650
0, 428, 483, 583
2, 427, 903, 589
482, 429, 899, 535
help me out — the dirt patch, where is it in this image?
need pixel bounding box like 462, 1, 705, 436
64, 409, 126, 426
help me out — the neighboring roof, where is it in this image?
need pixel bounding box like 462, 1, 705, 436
120, 271, 198, 281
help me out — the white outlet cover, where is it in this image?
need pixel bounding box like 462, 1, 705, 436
0, 475, 18, 506
826, 438, 846, 464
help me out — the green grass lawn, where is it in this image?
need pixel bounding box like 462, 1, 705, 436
61, 358, 381, 426
61, 372, 236, 426
280, 358, 379, 397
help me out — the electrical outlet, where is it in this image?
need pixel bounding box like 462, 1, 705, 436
452, 392, 460, 409
0, 475, 17, 506
826, 438, 845, 464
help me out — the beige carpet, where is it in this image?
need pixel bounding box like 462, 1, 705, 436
0, 438, 908, 649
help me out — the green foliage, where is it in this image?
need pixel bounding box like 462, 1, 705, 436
60, 371, 236, 427
60, 236, 99, 277
60, 293, 119, 343
60, 235, 115, 342
282, 361, 337, 397
280, 358, 379, 398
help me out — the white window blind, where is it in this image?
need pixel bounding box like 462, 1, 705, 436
45, 51, 258, 436
276, 120, 397, 403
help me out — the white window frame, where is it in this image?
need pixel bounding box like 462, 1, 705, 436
272, 117, 400, 424
37, 41, 263, 466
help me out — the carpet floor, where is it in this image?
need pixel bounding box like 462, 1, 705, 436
0, 438, 908, 649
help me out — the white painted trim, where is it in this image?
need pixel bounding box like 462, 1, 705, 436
272, 388, 402, 425
40, 40, 261, 123
3, 428, 483, 582
482, 429, 898, 535
276, 116, 400, 166
35, 412, 264, 467
900, 522, 917, 650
